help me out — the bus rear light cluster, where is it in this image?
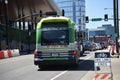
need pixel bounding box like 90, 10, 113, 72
34, 50, 38, 57
73, 50, 77, 55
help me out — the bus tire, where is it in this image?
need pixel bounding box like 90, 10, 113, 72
73, 58, 79, 67
72, 62, 79, 68
38, 65, 45, 70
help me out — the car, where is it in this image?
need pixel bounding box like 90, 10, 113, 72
93, 43, 102, 50
83, 41, 95, 51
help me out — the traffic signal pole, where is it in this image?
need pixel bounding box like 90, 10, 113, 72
113, 0, 119, 54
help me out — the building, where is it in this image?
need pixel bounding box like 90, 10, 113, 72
98, 24, 114, 37
53, 0, 86, 39
0, 0, 58, 30
89, 28, 106, 37
0, 0, 59, 50
89, 24, 115, 37
88, 24, 115, 42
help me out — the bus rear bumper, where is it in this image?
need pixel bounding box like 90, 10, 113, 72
34, 57, 77, 66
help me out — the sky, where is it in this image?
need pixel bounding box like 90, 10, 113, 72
86, 0, 120, 30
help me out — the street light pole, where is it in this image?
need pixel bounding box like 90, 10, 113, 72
113, 0, 119, 54
3, 0, 9, 47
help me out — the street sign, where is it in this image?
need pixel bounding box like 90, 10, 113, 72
95, 52, 110, 67
92, 18, 102, 21
95, 52, 110, 58
94, 52, 113, 80
95, 58, 111, 67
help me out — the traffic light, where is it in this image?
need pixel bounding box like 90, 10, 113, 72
62, 9, 64, 16
104, 14, 108, 21
85, 16, 89, 23
40, 10, 42, 17
46, 12, 57, 16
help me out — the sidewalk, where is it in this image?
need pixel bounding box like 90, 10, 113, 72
111, 57, 120, 80
81, 56, 120, 80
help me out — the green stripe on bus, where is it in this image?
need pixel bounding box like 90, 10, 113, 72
44, 58, 67, 60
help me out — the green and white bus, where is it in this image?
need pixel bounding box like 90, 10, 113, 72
34, 15, 83, 69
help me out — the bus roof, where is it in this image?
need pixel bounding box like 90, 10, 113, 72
37, 16, 75, 29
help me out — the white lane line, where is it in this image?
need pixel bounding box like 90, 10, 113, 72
50, 70, 68, 80
50, 54, 93, 80
79, 54, 93, 64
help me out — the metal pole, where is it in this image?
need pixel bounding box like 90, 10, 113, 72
34, 16, 37, 29
0, 1, 2, 50
3, 0, 9, 46
22, 7, 25, 30
28, 21, 31, 54
113, 0, 119, 54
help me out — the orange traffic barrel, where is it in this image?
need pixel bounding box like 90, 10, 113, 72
7, 50, 12, 57
0, 51, 4, 59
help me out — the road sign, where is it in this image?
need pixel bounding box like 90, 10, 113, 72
92, 18, 102, 21
95, 52, 110, 67
95, 52, 110, 58
94, 52, 113, 80
95, 58, 111, 67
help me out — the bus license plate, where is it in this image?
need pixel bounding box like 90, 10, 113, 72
52, 53, 58, 57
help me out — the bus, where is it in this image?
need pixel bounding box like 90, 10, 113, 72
34, 13, 83, 69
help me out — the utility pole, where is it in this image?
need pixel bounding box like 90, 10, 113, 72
113, 0, 119, 54
3, 0, 9, 47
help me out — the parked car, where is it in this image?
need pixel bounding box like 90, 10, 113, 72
103, 42, 109, 49
83, 41, 95, 51
93, 43, 102, 50
100, 42, 109, 49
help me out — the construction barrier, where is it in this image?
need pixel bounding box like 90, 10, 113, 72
0, 49, 20, 59
95, 73, 112, 80
0, 51, 4, 59
3, 50, 9, 58
11, 49, 20, 57
94, 52, 113, 80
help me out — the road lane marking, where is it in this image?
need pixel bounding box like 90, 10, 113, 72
79, 54, 93, 64
50, 54, 93, 80
50, 70, 68, 80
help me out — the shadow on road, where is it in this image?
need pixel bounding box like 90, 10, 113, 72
38, 65, 71, 71
37, 59, 94, 71
71, 59, 94, 71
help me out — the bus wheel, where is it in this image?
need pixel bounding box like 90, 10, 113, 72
38, 65, 44, 70
74, 58, 79, 67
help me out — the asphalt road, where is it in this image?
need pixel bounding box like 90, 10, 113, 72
0, 51, 95, 80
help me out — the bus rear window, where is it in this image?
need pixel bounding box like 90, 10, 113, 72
41, 28, 69, 45
42, 22, 68, 28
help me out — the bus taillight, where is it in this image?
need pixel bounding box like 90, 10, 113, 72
34, 50, 38, 57
73, 50, 77, 55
